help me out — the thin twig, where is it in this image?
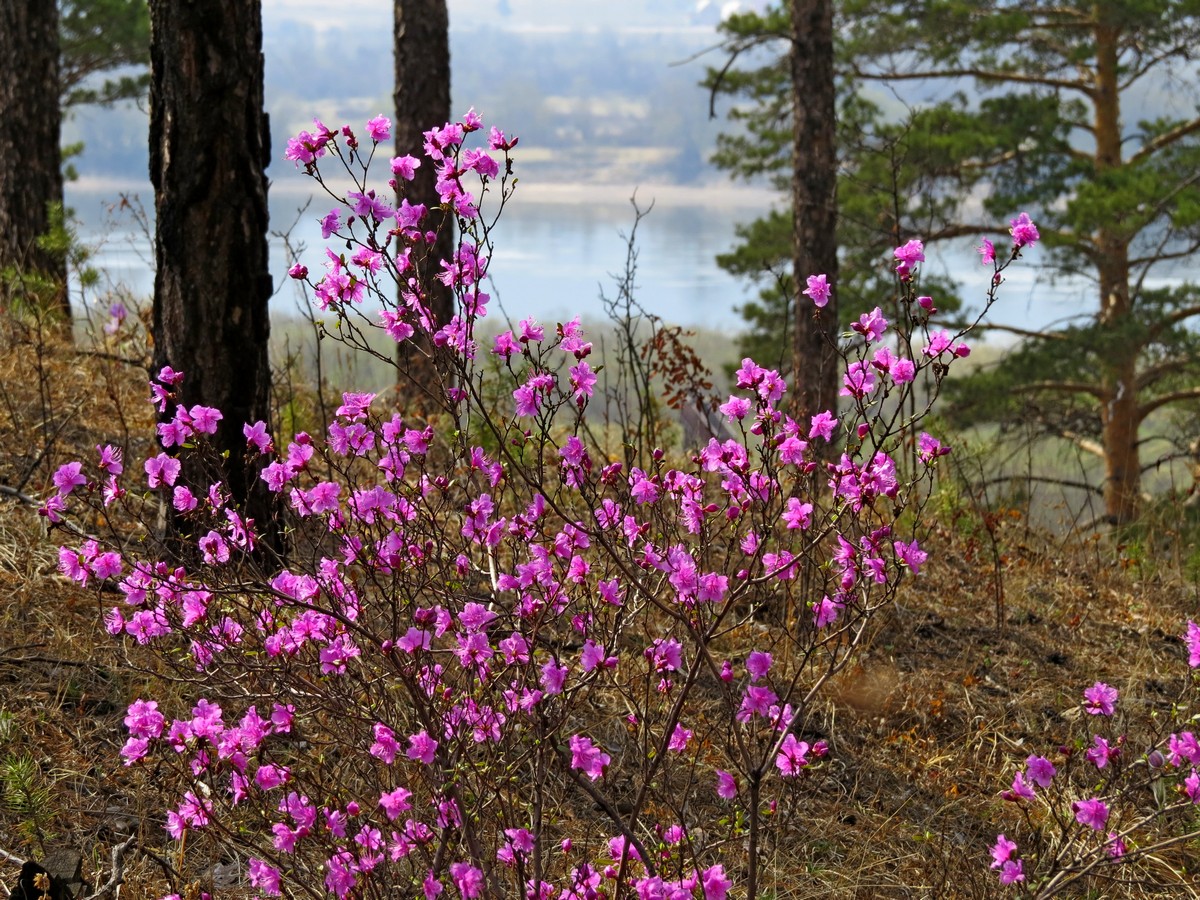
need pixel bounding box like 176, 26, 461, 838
84, 835, 137, 900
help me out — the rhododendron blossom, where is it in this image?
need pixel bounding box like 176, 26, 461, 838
41, 108, 1049, 900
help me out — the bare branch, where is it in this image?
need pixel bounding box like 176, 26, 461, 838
706, 31, 789, 120
0, 847, 25, 865
83, 835, 136, 900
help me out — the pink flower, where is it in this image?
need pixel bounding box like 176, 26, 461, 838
255, 764, 289, 790
738, 685, 777, 721
1083, 682, 1118, 716
319, 209, 341, 239
990, 834, 1017, 870
917, 432, 950, 463
1073, 797, 1109, 830
894, 239, 925, 264
977, 238, 995, 265
715, 770, 738, 799
782, 497, 813, 530
97, 444, 124, 475
1184, 620, 1200, 667
719, 395, 752, 421
369, 723, 399, 763
243, 420, 272, 453
894, 539, 927, 574
391, 155, 421, 181
668, 723, 692, 752
1009, 212, 1039, 248
629, 469, 660, 505
802, 273, 831, 308
813, 595, 842, 629
809, 410, 838, 441
449, 862, 484, 899
569, 361, 596, 402
540, 658, 568, 694
852, 307, 889, 342
1025, 755, 1056, 788
701, 864, 732, 900
366, 115, 391, 143
517, 317, 544, 343
1086, 735, 1116, 769
923, 329, 970, 359
125, 699, 165, 739
775, 733, 809, 777
53, 461, 87, 496
746, 650, 772, 681
1004, 770, 1035, 801
891, 357, 916, 383
513, 384, 540, 418
189, 405, 222, 434
41, 494, 66, 522
1186, 770, 1200, 803
999, 860, 1024, 885
568, 734, 610, 780
145, 454, 181, 488
248, 859, 282, 896
406, 730, 438, 766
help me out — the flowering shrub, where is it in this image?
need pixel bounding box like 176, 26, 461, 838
989, 627, 1200, 896
49, 108, 1037, 899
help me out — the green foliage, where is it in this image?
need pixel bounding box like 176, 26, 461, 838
2, 202, 97, 321
0, 753, 56, 848
59, 0, 151, 109
711, 1, 1200, 519
707, 8, 970, 371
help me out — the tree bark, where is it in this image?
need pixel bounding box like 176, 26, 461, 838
0, 0, 68, 317
149, 0, 277, 539
787, 0, 839, 422
1093, 18, 1139, 524
394, 0, 453, 409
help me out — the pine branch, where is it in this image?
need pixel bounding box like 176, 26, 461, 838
1138, 386, 1200, 420
1015, 380, 1107, 400
849, 62, 1093, 96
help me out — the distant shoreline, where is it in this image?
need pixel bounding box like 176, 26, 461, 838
67, 177, 779, 211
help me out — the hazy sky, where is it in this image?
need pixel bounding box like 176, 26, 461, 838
258, 0, 769, 33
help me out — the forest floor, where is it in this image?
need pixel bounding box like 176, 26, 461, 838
2, 317, 1200, 899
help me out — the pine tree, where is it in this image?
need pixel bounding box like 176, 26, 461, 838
0, 0, 66, 316
149, 0, 276, 535
712, 1, 1200, 523
394, 0, 453, 408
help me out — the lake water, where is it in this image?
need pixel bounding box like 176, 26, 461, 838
66, 176, 1106, 344
66, 179, 773, 334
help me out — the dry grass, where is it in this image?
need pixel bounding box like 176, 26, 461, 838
2, 313, 1199, 899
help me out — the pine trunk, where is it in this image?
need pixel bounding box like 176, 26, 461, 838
0, 0, 68, 317
1093, 19, 1139, 524
787, 0, 839, 422
394, 0, 452, 409
149, 0, 277, 538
